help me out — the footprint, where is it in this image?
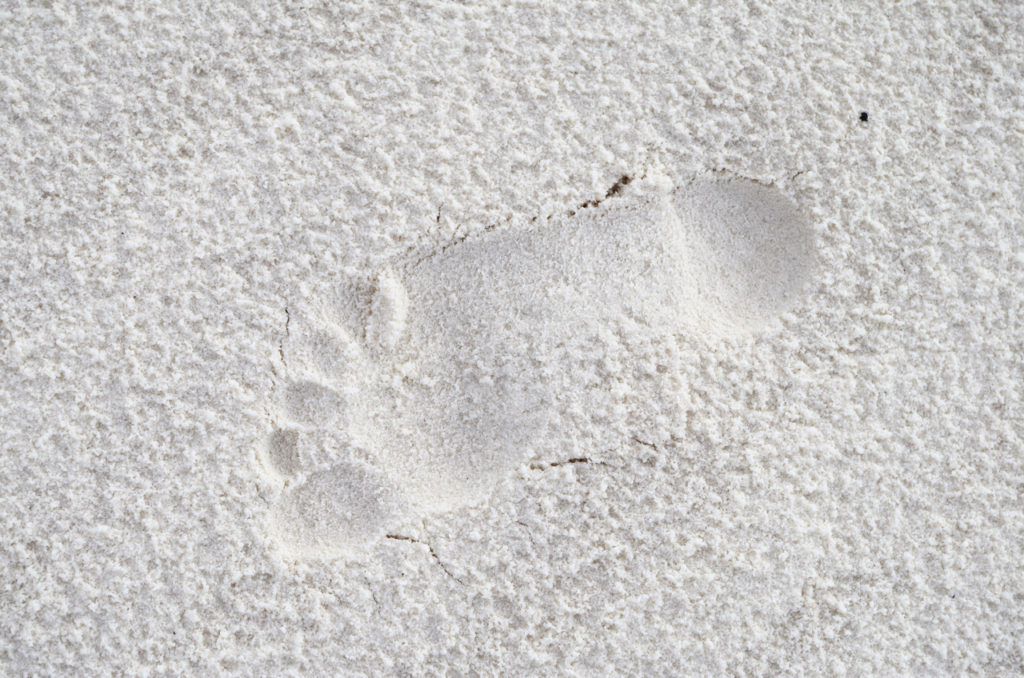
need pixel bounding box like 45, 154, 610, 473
259, 169, 816, 558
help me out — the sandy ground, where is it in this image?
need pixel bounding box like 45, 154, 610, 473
1, 1, 1023, 675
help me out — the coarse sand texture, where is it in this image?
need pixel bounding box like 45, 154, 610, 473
4, 1, 1023, 674
262, 171, 817, 557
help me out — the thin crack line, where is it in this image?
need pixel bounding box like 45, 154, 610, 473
528, 457, 612, 470
278, 305, 290, 366
528, 457, 590, 470
631, 436, 659, 450
515, 520, 539, 549
410, 172, 638, 269
362, 577, 381, 612
386, 534, 465, 585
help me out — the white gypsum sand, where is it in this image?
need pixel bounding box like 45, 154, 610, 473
1, 2, 1022, 675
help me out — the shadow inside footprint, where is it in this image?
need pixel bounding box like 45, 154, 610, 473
263, 427, 301, 477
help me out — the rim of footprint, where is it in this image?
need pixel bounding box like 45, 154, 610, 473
259, 169, 818, 559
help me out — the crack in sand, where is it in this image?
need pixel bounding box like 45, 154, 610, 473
386, 534, 465, 585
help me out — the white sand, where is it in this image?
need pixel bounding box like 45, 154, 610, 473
2, 1, 1022, 675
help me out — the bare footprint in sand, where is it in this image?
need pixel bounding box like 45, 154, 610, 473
259, 170, 816, 558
